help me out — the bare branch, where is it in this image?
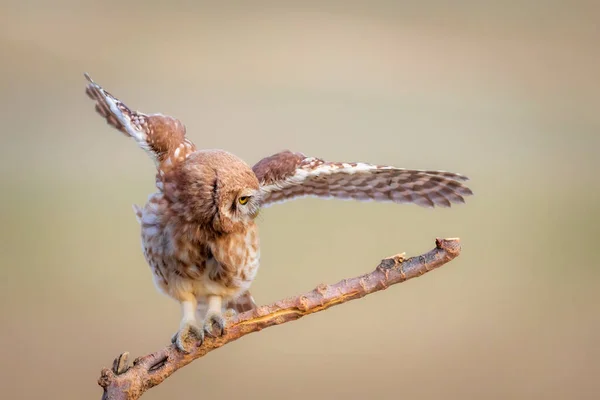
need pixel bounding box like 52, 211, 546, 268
99, 238, 462, 400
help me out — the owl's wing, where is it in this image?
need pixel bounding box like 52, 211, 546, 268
253, 150, 473, 208
84, 73, 196, 167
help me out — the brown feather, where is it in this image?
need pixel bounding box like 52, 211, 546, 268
253, 151, 473, 208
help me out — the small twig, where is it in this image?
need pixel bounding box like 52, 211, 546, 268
99, 238, 462, 400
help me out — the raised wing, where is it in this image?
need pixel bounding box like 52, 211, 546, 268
252, 150, 473, 208
84, 73, 195, 167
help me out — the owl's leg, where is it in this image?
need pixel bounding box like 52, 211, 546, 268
172, 295, 203, 353
195, 300, 208, 323
203, 295, 225, 337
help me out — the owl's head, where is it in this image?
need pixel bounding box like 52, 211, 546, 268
173, 150, 261, 233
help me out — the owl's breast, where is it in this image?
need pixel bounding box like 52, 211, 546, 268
208, 222, 260, 293
135, 193, 261, 299
136, 193, 213, 295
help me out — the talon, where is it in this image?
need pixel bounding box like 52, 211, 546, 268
173, 321, 203, 353
204, 313, 226, 338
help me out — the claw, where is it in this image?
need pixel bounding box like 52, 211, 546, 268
204, 313, 226, 338
173, 321, 203, 353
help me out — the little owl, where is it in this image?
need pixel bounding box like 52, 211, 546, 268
84, 74, 473, 352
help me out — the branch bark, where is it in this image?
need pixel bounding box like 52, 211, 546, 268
99, 237, 462, 400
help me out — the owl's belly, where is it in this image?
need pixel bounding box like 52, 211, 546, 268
137, 194, 260, 301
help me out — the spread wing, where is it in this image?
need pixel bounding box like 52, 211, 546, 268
252, 150, 473, 208
84, 73, 196, 167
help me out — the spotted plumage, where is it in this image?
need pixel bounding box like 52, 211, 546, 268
85, 74, 473, 352
253, 151, 471, 207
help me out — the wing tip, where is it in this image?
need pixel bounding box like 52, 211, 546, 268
461, 187, 474, 196
84, 72, 101, 100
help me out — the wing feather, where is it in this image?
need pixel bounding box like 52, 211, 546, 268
84, 73, 195, 166
253, 151, 473, 208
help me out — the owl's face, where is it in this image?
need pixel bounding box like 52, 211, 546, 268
173, 150, 261, 233
219, 186, 262, 224
211, 170, 261, 233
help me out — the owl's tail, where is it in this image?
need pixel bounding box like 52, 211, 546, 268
84, 73, 196, 167
225, 291, 257, 314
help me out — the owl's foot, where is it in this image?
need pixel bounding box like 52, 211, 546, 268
203, 312, 226, 338
172, 321, 204, 353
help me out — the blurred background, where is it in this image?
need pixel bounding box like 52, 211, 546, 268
1, 1, 598, 399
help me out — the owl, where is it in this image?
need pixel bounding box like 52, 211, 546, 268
84, 74, 472, 352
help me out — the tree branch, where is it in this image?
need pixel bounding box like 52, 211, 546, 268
99, 237, 462, 400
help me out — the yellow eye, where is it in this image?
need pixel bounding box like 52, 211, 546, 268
238, 196, 250, 205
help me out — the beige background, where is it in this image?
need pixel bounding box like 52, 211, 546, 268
1, 1, 599, 399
